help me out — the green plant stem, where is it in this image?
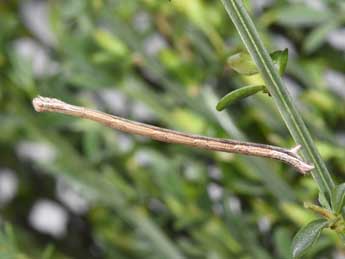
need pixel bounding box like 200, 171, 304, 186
220, 0, 335, 199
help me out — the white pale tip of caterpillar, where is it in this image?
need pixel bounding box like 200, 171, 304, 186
32, 96, 47, 112
32, 96, 66, 113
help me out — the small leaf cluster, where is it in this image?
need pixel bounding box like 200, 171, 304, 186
292, 184, 345, 258
216, 49, 288, 111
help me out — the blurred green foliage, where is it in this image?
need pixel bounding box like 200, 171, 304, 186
0, 0, 345, 258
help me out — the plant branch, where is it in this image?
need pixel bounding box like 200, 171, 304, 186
220, 0, 335, 199
32, 96, 313, 174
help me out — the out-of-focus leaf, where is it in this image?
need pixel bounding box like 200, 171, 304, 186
171, 108, 205, 133
41, 245, 55, 259
281, 203, 316, 226
216, 85, 266, 111
0, 224, 32, 259
303, 20, 341, 53
302, 90, 338, 115
291, 219, 328, 258
131, 208, 186, 259
331, 183, 345, 214
273, 227, 292, 259
8, 51, 35, 96
273, 5, 332, 27
222, 196, 272, 259
94, 29, 129, 56
316, 141, 345, 161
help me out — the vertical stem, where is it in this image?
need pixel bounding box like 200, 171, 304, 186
220, 0, 335, 199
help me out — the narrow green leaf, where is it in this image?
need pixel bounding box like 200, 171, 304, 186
270, 49, 289, 76
331, 183, 345, 214
216, 85, 266, 111
273, 5, 332, 27
303, 19, 341, 53
291, 219, 328, 258
227, 52, 259, 75
318, 192, 331, 211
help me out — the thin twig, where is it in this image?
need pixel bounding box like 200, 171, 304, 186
32, 96, 314, 174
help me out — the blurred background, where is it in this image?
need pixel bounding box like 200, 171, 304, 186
0, 0, 345, 258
